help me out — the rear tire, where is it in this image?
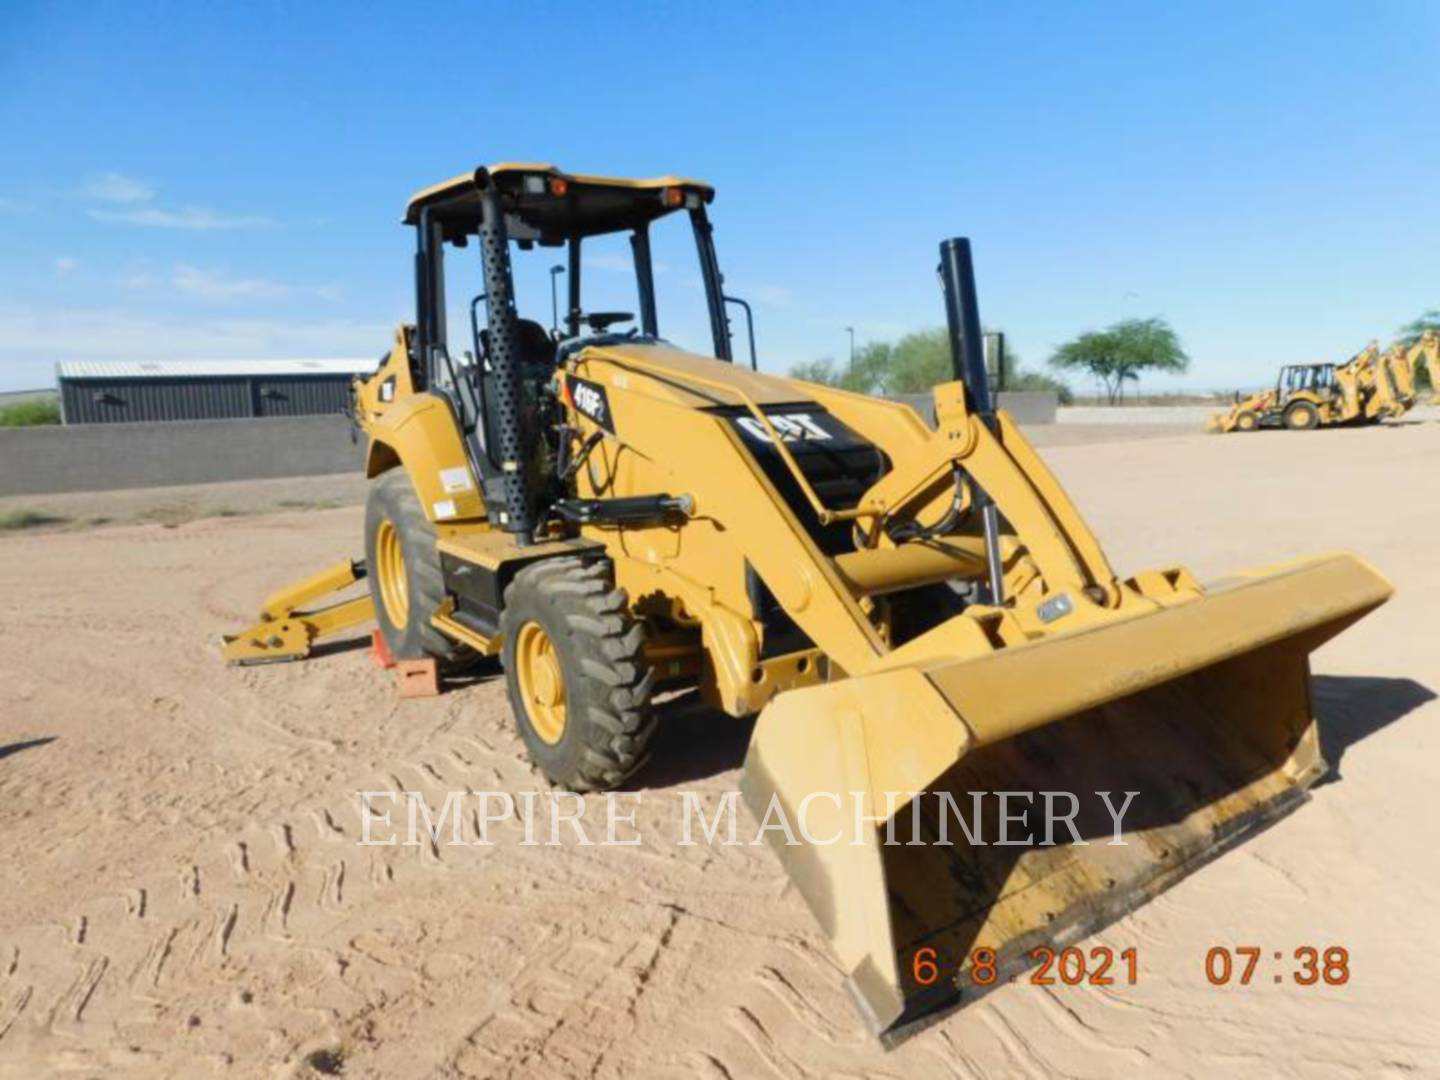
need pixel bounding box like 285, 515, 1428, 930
364, 470, 474, 672
1284, 402, 1319, 430
1235, 411, 1259, 432
501, 558, 656, 791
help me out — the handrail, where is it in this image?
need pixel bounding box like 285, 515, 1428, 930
723, 295, 758, 371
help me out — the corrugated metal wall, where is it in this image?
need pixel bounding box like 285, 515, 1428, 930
59, 375, 353, 424
253, 377, 352, 417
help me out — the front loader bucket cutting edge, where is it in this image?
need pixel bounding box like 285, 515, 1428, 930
740, 553, 1391, 1044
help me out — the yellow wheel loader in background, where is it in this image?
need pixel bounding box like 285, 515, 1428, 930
1208, 340, 1403, 432
224, 164, 1391, 1042
1207, 361, 1345, 433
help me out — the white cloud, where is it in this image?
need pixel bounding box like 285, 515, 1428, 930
0, 303, 392, 382
0, 196, 34, 214
89, 205, 276, 230
172, 264, 291, 300
750, 285, 793, 308
169, 264, 341, 303
116, 262, 159, 291
53, 257, 79, 275
78, 172, 274, 230
81, 171, 155, 203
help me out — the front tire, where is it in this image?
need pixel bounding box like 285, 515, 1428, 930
1235, 410, 1259, 432
501, 558, 655, 791
1284, 401, 1319, 430
364, 470, 473, 671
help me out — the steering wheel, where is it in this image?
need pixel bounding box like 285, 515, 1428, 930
581, 311, 634, 333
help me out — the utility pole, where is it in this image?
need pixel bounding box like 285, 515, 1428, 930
549, 265, 565, 334
845, 326, 855, 376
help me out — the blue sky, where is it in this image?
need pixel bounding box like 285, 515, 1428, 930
1, 2, 1436, 393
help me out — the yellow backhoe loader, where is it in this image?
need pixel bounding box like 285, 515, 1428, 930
1208, 340, 1400, 432
224, 164, 1391, 1042
1207, 358, 1355, 432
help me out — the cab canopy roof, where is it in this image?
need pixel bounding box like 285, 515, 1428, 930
404, 163, 714, 244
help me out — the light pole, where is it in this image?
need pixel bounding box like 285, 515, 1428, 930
845, 326, 855, 376
549, 265, 565, 333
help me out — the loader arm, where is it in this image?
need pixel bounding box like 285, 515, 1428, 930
1388, 343, 1418, 406
1368, 347, 1405, 418
1415, 331, 1440, 404
1333, 349, 1371, 421
568, 340, 1142, 689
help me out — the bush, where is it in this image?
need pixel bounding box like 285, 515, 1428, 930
0, 398, 61, 427
789, 327, 1073, 402
1007, 370, 1074, 405
0, 508, 68, 531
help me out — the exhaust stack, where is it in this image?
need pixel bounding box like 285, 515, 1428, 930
939, 237, 1004, 605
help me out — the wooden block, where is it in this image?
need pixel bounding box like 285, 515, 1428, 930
395, 658, 440, 698
370, 628, 396, 670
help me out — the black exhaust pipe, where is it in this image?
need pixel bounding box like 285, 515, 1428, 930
938, 237, 1005, 604
475, 170, 535, 542
939, 238, 995, 424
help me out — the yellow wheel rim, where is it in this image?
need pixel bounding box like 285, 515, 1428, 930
375, 518, 409, 628
515, 621, 566, 745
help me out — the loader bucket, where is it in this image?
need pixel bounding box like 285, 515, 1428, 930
740, 553, 1390, 1044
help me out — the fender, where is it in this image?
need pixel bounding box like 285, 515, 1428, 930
365, 393, 486, 524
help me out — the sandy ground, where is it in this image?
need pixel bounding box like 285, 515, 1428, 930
0, 473, 371, 533
1, 419, 1438, 1078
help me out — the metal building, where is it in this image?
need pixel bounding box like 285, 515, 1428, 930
55, 358, 376, 425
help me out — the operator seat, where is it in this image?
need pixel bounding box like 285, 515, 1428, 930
462, 317, 557, 469
515, 318, 557, 370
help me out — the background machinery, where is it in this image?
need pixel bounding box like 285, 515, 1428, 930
224, 164, 1391, 1041
1208, 360, 1350, 432
1387, 328, 1440, 410
1208, 340, 1405, 432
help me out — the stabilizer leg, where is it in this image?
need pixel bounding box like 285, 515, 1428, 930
221, 559, 375, 664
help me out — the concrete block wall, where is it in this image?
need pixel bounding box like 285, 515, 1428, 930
886, 390, 1059, 426
0, 391, 1064, 498
0, 415, 362, 496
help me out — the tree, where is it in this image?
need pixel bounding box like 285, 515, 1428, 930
1008, 368, 1074, 405
1398, 309, 1440, 346
789, 327, 1072, 401
1047, 317, 1188, 404
787, 354, 882, 393
788, 357, 843, 386
0, 398, 60, 427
